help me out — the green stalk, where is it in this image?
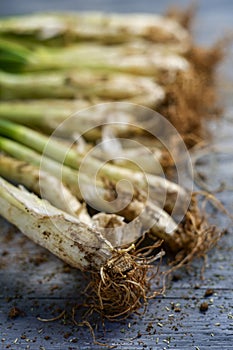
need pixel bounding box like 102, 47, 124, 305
0, 137, 180, 249
0, 119, 84, 165
0, 37, 32, 72
0, 153, 91, 223
26, 43, 190, 75
0, 135, 85, 199
0, 120, 188, 210
0, 99, 89, 125
0, 70, 165, 107
0, 101, 166, 176
0, 100, 155, 143
0, 101, 164, 175
0, 99, 102, 141
1, 35, 189, 75
0, 135, 142, 216
0, 134, 180, 245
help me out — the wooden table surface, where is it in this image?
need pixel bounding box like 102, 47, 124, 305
0, 1, 233, 349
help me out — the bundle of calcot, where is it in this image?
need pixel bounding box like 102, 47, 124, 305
0, 10, 222, 319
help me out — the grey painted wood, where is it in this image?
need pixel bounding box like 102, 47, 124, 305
1, 221, 233, 350
0, 1, 233, 349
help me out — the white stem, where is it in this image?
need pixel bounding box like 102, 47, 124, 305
0, 176, 112, 271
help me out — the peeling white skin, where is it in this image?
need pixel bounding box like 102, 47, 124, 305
92, 199, 178, 247
0, 176, 112, 271
126, 199, 178, 235
92, 212, 143, 247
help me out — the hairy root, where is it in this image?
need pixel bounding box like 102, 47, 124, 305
87, 247, 163, 320
171, 194, 221, 267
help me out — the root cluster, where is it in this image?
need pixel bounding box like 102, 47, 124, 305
85, 193, 222, 320
87, 249, 161, 320
172, 195, 221, 267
